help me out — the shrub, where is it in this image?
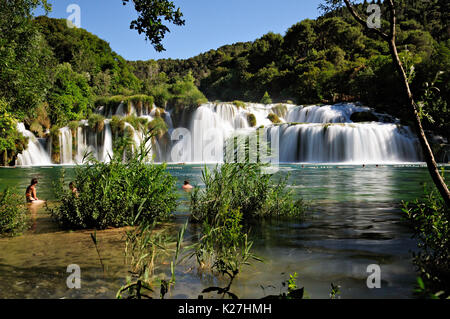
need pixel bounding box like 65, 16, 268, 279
124, 115, 149, 131
233, 100, 246, 109
0, 188, 28, 236
247, 113, 256, 127
50, 126, 61, 163
272, 104, 288, 118
110, 115, 125, 135
49, 134, 178, 230
148, 117, 168, 137
88, 113, 105, 132
402, 186, 449, 298
260, 91, 272, 105
267, 113, 281, 124
29, 120, 44, 137
190, 163, 306, 223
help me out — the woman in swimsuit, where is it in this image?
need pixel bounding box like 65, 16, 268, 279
26, 178, 39, 203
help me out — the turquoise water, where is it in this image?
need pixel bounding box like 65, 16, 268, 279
0, 164, 440, 298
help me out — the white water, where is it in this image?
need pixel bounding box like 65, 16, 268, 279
15, 102, 422, 165
15, 123, 52, 166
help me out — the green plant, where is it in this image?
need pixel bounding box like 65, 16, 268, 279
233, 100, 246, 109
117, 221, 187, 299
49, 133, 178, 230
88, 113, 105, 132
190, 163, 306, 223
330, 283, 341, 299
0, 188, 28, 236
261, 272, 305, 299
247, 113, 256, 127
402, 183, 449, 298
260, 91, 272, 105
267, 113, 281, 124
194, 206, 261, 299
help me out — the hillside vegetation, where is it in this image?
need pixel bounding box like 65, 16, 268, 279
0, 0, 448, 165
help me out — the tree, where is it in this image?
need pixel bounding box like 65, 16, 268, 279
321, 0, 450, 208
260, 91, 272, 104
122, 0, 185, 52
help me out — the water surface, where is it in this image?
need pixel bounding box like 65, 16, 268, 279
0, 164, 438, 299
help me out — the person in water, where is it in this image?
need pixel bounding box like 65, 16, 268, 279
182, 180, 193, 191
69, 182, 78, 197
26, 178, 39, 203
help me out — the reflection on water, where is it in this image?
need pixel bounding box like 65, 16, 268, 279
0, 164, 441, 299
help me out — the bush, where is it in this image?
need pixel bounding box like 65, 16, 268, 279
260, 91, 272, 105
233, 100, 246, 109
49, 135, 178, 230
88, 113, 105, 132
247, 113, 256, 127
402, 186, 449, 298
190, 163, 306, 223
0, 188, 28, 236
268, 113, 281, 124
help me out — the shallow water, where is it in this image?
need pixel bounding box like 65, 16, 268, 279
0, 164, 439, 299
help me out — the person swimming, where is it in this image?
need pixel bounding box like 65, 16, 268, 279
182, 180, 193, 191
69, 181, 78, 197
26, 178, 39, 203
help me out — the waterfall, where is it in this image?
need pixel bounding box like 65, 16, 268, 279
15, 123, 52, 166
101, 122, 113, 162
59, 127, 73, 164
268, 123, 420, 163
15, 102, 422, 165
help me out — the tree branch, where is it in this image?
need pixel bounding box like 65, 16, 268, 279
342, 0, 389, 40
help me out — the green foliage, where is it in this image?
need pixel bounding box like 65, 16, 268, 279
247, 113, 256, 127
267, 113, 281, 124
88, 114, 105, 132
122, 0, 185, 52
49, 134, 178, 229
190, 163, 306, 223
402, 184, 449, 298
0, 188, 28, 236
47, 63, 93, 125
193, 206, 261, 299
262, 272, 305, 299
233, 100, 246, 109
260, 91, 272, 105
117, 221, 187, 299
0, 99, 28, 166
148, 117, 168, 137
168, 73, 208, 111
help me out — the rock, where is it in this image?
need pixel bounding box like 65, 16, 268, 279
350, 111, 379, 123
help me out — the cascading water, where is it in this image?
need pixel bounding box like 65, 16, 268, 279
15, 123, 52, 166
15, 102, 422, 165
59, 127, 73, 164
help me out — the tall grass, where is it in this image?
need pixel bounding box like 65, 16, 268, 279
190, 163, 306, 223
49, 133, 178, 230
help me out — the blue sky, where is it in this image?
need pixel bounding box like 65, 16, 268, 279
34, 0, 323, 61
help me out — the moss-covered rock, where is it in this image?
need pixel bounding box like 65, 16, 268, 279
268, 113, 281, 124
88, 114, 105, 132
247, 113, 256, 127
